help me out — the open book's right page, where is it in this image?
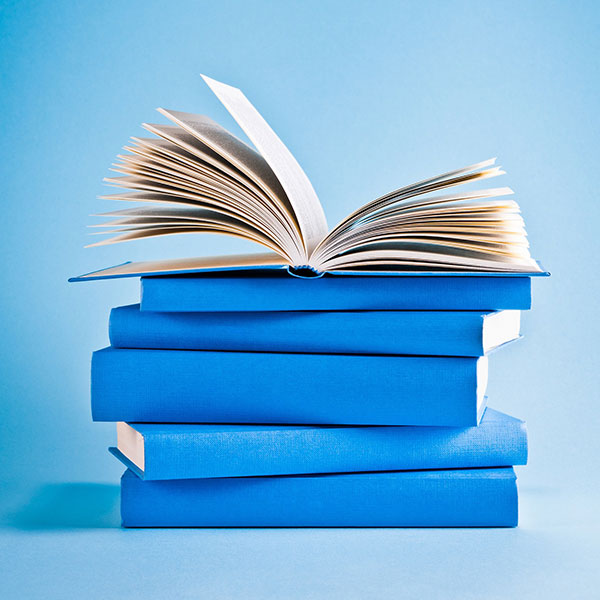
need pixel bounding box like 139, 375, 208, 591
310, 159, 541, 273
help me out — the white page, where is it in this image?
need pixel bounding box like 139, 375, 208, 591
319, 160, 505, 248
155, 111, 290, 210
320, 248, 541, 273
76, 252, 288, 279
201, 74, 328, 259
125, 136, 300, 245
149, 114, 303, 263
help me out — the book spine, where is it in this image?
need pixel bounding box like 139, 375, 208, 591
126, 412, 527, 480
109, 304, 488, 356
120, 467, 518, 527
140, 276, 532, 312
92, 348, 484, 426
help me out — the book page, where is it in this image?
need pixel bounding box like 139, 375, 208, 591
202, 74, 328, 258
154, 112, 291, 214
150, 114, 304, 264
310, 159, 542, 272
73, 252, 288, 280
319, 247, 542, 273
319, 159, 504, 248
125, 135, 301, 250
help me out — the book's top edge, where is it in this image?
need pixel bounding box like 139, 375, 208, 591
70, 262, 549, 282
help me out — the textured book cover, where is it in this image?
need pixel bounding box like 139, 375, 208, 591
109, 304, 520, 357
139, 272, 535, 312
112, 408, 527, 480
120, 467, 519, 527
92, 348, 488, 426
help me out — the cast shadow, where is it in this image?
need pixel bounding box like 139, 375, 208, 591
7, 483, 120, 530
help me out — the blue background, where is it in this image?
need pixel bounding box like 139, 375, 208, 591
0, 1, 598, 598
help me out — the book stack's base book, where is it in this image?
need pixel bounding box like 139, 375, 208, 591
90, 272, 535, 528
120, 468, 518, 528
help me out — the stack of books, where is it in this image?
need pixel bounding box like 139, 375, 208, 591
73, 75, 547, 527
88, 270, 538, 527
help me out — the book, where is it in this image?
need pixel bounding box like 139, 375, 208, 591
71, 75, 544, 282
112, 408, 527, 480
138, 271, 537, 311
110, 304, 520, 357
120, 467, 518, 527
91, 347, 488, 426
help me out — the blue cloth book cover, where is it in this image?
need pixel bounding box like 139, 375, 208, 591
92, 347, 488, 426
120, 467, 519, 527
109, 304, 521, 357
111, 408, 527, 480
136, 272, 538, 312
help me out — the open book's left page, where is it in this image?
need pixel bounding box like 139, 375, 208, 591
201, 75, 329, 257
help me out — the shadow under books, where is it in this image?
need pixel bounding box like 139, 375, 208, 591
8, 483, 120, 530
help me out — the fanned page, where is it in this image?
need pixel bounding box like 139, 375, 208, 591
201, 75, 328, 257
77, 75, 543, 280
310, 160, 542, 273
98, 117, 304, 264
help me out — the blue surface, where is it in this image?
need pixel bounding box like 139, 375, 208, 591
1, 480, 598, 598
1, 0, 599, 596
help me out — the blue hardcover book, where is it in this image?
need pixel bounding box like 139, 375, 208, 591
92, 347, 488, 426
120, 467, 518, 527
109, 304, 520, 357
111, 408, 527, 480
138, 271, 539, 312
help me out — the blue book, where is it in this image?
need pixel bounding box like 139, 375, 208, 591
109, 304, 520, 357
139, 271, 539, 312
92, 347, 488, 426
111, 408, 527, 480
120, 467, 518, 527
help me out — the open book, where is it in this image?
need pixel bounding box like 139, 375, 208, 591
79, 75, 542, 280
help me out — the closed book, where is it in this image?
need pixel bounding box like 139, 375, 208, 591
92, 348, 488, 426
111, 408, 527, 480
110, 304, 520, 357
120, 467, 518, 527
139, 271, 535, 312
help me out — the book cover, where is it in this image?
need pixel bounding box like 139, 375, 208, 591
92, 347, 488, 426
138, 272, 536, 312
111, 408, 527, 480
109, 304, 520, 356
120, 467, 519, 527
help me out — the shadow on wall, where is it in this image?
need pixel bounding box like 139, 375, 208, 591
7, 483, 120, 530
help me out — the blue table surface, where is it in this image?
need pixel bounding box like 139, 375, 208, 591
1, 479, 598, 599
